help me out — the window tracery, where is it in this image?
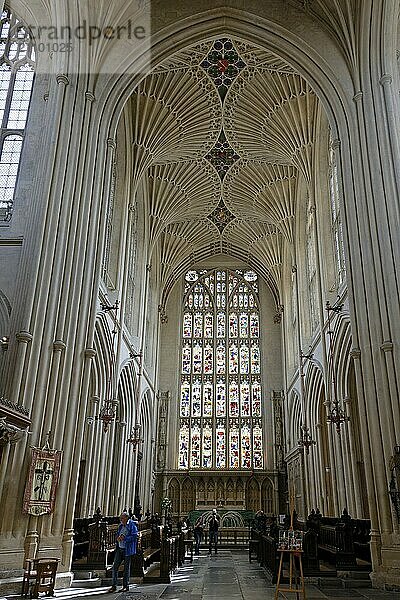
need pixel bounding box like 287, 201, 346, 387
329, 140, 346, 286
306, 197, 318, 332
0, 8, 35, 222
178, 269, 264, 471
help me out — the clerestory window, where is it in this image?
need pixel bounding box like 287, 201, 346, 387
329, 140, 346, 287
178, 269, 264, 471
0, 8, 35, 222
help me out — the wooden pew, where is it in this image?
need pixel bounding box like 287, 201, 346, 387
131, 523, 161, 578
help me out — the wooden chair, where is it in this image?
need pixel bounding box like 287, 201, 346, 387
22, 559, 36, 597
21, 558, 59, 598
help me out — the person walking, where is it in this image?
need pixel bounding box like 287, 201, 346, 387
208, 509, 220, 555
108, 511, 138, 592
193, 516, 204, 555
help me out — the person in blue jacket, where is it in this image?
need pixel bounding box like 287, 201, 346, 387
108, 511, 138, 592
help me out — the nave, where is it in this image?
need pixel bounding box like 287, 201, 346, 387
3, 551, 400, 600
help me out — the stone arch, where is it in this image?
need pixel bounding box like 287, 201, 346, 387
261, 477, 274, 515
182, 477, 195, 515
220, 510, 243, 527
288, 390, 302, 450
0, 290, 11, 337
167, 477, 180, 516
247, 477, 260, 512
306, 360, 325, 431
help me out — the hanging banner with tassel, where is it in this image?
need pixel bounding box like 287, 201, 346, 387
23, 432, 62, 516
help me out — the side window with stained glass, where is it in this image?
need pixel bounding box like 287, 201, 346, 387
178, 269, 264, 471
0, 8, 35, 222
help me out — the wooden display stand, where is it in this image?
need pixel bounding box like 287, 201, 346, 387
274, 548, 306, 599
274, 492, 306, 599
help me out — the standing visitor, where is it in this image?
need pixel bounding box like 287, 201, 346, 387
193, 516, 204, 555
108, 511, 138, 592
208, 509, 220, 555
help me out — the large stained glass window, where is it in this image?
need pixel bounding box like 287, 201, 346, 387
178, 269, 264, 470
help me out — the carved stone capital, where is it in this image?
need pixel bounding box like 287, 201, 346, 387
350, 348, 361, 360
16, 331, 33, 344
53, 340, 66, 353
380, 340, 393, 353
56, 74, 69, 86
85, 91, 95, 102
379, 74, 392, 87
84, 348, 97, 359
0, 417, 27, 446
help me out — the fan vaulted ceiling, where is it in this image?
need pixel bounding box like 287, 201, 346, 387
129, 37, 321, 304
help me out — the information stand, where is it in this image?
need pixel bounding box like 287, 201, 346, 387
274, 509, 306, 599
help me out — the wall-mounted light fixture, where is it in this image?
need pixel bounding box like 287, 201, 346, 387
127, 422, 143, 450
325, 300, 349, 434
98, 299, 120, 433
298, 350, 316, 454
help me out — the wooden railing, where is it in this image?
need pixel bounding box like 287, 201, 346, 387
158, 532, 185, 583
250, 510, 371, 578
250, 530, 279, 582
202, 527, 249, 548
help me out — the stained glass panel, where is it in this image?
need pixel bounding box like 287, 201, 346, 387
194, 312, 203, 337
229, 427, 240, 468
190, 424, 201, 468
181, 379, 190, 417
229, 344, 238, 373
216, 425, 226, 468
193, 343, 202, 373
203, 382, 213, 416
240, 343, 249, 374
239, 312, 248, 337
252, 380, 262, 417
179, 424, 189, 468
229, 381, 239, 417
192, 380, 202, 417
204, 343, 213, 374
204, 313, 213, 338
241, 425, 252, 469
217, 312, 225, 337
240, 380, 251, 416
216, 380, 226, 417
229, 313, 238, 337
253, 425, 263, 469
216, 344, 225, 374
250, 313, 259, 337
202, 423, 212, 468
182, 344, 191, 374
251, 344, 260, 374
183, 313, 192, 337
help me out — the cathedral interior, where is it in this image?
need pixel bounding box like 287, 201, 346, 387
0, 0, 400, 593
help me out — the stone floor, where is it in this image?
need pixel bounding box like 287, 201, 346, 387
3, 550, 400, 600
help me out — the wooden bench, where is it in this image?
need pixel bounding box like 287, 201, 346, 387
87, 521, 118, 569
